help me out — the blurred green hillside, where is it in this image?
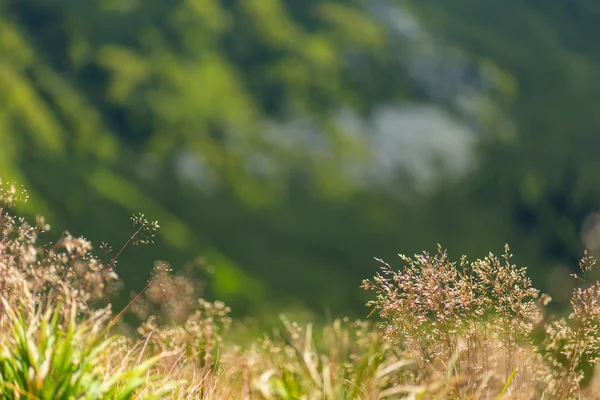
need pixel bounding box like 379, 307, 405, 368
1, 0, 599, 315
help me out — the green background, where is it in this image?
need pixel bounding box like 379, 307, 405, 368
2, 0, 599, 317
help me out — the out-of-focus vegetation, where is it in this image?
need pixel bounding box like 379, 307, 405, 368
1, 0, 599, 315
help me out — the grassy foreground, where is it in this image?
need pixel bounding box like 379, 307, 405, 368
1, 179, 600, 399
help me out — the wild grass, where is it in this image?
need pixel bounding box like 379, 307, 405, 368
2, 178, 600, 399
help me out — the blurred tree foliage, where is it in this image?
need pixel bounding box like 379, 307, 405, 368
0, 0, 597, 315
404, 0, 600, 270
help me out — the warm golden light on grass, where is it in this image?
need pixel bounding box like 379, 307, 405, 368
1, 180, 600, 399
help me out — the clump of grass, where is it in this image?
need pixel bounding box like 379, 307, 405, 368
130, 260, 206, 324
0, 178, 119, 321
249, 316, 406, 399
363, 245, 600, 399
536, 252, 600, 399
0, 180, 175, 399
136, 298, 232, 398
362, 246, 541, 386
0, 299, 176, 399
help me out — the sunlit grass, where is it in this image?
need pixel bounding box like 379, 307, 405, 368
2, 178, 600, 399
